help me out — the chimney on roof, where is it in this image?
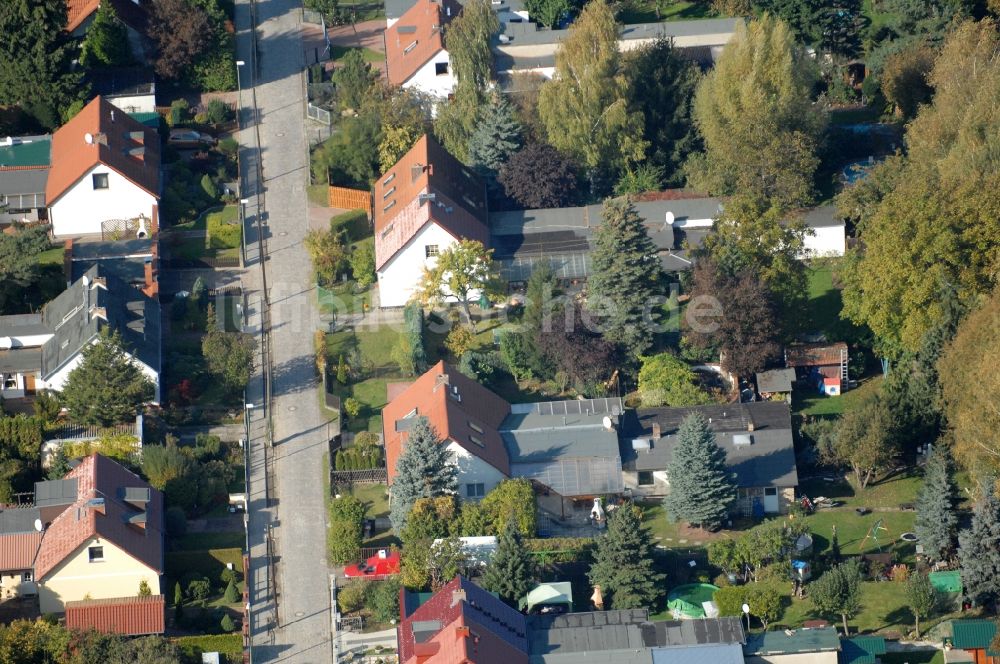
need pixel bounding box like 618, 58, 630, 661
451, 588, 467, 607
651, 422, 661, 439
411, 163, 424, 181
434, 373, 450, 391
456, 626, 471, 639
746, 408, 755, 432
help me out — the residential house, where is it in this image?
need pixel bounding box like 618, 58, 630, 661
785, 342, 849, 396
67, 0, 151, 62
493, 17, 741, 80
46, 96, 160, 239
90, 68, 158, 116
398, 575, 746, 664
374, 135, 488, 307
382, 362, 624, 505
619, 402, 799, 515
383, 361, 512, 499
65, 594, 165, 636
948, 619, 1000, 664
386, 0, 528, 28
0, 134, 51, 226
398, 575, 530, 664
384, 0, 462, 100
0, 264, 161, 402
743, 626, 841, 664
0, 454, 164, 615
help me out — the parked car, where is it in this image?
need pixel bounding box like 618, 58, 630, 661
343, 549, 400, 578
168, 128, 217, 148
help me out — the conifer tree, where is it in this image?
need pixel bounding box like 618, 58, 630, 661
588, 197, 664, 359
588, 503, 664, 609
914, 444, 958, 562
481, 520, 534, 606
389, 417, 457, 533
663, 413, 736, 529
80, 2, 133, 68
223, 578, 239, 603
958, 485, 1000, 607
467, 92, 522, 184
61, 329, 155, 426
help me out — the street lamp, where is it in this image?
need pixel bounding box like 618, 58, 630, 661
235, 60, 246, 130
239, 197, 250, 265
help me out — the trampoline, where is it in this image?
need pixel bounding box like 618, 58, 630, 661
666, 583, 719, 619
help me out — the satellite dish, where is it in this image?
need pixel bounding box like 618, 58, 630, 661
665, 211, 675, 226
82, 275, 90, 287
0, 337, 12, 350
84, 132, 94, 145
602, 416, 613, 430
741, 603, 750, 614
34, 519, 43, 532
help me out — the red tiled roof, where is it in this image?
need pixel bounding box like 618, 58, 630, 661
383, 361, 511, 484
67, 0, 148, 34
34, 454, 164, 580
46, 96, 161, 206
0, 532, 43, 571
399, 577, 528, 664
385, 0, 460, 86
65, 594, 165, 635
373, 134, 487, 270
784, 342, 848, 368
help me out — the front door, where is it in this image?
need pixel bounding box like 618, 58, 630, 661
23, 373, 35, 395
763, 487, 779, 513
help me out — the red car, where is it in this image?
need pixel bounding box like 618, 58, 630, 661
343, 549, 401, 578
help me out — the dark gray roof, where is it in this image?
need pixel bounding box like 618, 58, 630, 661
803, 205, 845, 228
0, 348, 42, 374
34, 479, 78, 508
653, 643, 744, 664
89, 67, 156, 97
641, 617, 745, 647
71, 257, 150, 286
0, 169, 49, 205
501, 399, 623, 462
0, 507, 41, 535
756, 368, 796, 393
620, 402, 798, 488
40, 265, 161, 380
744, 627, 841, 655
0, 313, 49, 337
499, 17, 738, 47
387, 0, 525, 19
528, 609, 649, 657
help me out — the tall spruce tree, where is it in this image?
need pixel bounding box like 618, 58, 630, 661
481, 520, 534, 606
389, 417, 457, 533
958, 484, 1000, 607
61, 329, 155, 426
588, 197, 664, 359
663, 413, 736, 529
468, 92, 522, 184
588, 503, 665, 609
913, 444, 958, 562
80, 2, 133, 68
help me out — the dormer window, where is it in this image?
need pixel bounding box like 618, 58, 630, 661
404, 41, 418, 54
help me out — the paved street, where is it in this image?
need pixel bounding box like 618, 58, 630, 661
234, 0, 335, 661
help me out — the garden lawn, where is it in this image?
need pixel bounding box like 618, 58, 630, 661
326, 326, 406, 432
797, 508, 917, 561
793, 375, 881, 418
618, 0, 717, 25
171, 532, 245, 551
638, 500, 715, 548
332, 45, 385, 63
350, 483, 389, 519
35, 246, 65, 266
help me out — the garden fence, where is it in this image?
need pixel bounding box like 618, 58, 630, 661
307, 102, 332, 126
328, 186, 372, 217
330, 468, 387, 488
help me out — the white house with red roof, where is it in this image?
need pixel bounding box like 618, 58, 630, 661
0, 454, 164, 615
374, 134, 488, 308
384, 0, 461, 99
45, 96, 160, 239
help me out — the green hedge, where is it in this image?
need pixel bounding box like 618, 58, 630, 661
403, 302, 427, 373
173, 633, 242, 661
166, 547, 243, 579
207, 206, 242, 249
331, 209, 371, 241
524, 537, 595, 563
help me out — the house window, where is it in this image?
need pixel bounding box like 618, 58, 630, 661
466, 483, 485, 498
637, 471, 654, 486
21, 571, 31, 583
92, 173, 109, 190
469, 434, 484, 447
3, 375, 17, 389
425, 245, 439, 258
435, 62, 449, 76
764, 487, 778, 496
88, 546, 104, 562
468, 421, 484, 434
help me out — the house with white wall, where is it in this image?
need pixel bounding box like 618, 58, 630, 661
0, 265, 161, 403
387, 0, 528, 28
374, 134, 489, 308
45, 96, 160, 239
0, 453, 165, 614
384, 0, 461, 99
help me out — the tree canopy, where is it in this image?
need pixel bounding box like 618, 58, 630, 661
663, 413, 736, 529
80, 2, 133, 68
913, 444, 958, 561
61, 329, 155, 426
637, 353, 711, 407
840, 21, 1000, 357
417, 240, 501, 327
481, 519, 535, 606
389, 417, 457, 533
0, 226, 56, 315
498, 142, 579, 208
810, 559, 864, 635
588, 503, 665, 609
537, 0, 646, 189
958, 485, 1000, 607
687, 14, 825, 209
148, 0, 212, 80
201, 304, 256, 396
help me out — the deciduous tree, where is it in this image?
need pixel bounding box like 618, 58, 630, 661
687, 14, 825, 209
538, 0, 647, 188
959, 485, 1000, 607
913, 444, 958, 561
389, 417, 458, 533
904, 572, 937, 638
638, 353, 711, 407
588, 197, 664, 359
481, 520, 535, 606
61, 329, 154, 426
417, 240, 500, 328
0, 226, 53, 314
588, 503, 665, 609
809, 558, 863, 635
202, 305, 256, 395
498, 142, 578, 208
148, 0, 212, 79
833, 389, 897, 489
305, 226, 347, 286
481, 478, 536, 536
880, 41, 935, 119
663, 413, 736, 529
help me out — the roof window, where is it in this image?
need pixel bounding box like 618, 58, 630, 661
383, 172, 396, 185
383, 200, 396, 213
383, 186, 396, 199
469, 434, 484, 448
404, 41, 418, 54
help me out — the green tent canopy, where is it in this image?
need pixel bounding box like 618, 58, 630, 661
519, 582, 573, 613
929, 570, 962, 594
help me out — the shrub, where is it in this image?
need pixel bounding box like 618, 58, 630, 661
445, 326, 475, 358
220, 612, 235, 632
200, 174, 217, 200
220, 567, 238, 586
337, 578, 369, 613
205, 99, 231, 125
166, 506, 188, 537
187, 577, 212, 601
223, 578, 239, 603
368, 578, 401, 623
328, 495, 366, 564
218, 137, 238, 155
169, 99, 190, 126
343, 398, 361, 419
402, 302, 428, 373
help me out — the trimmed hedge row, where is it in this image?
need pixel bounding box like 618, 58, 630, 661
173, 633, 242, 661
524, 537, 595, 563
403, 302, 428, 373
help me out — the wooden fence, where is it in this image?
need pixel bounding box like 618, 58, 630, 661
330, 468, 387, 488
328, 186, 372, 217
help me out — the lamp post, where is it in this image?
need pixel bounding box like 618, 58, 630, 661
235, 60, 246, 134
742, 603, 751, 633
239, 197, 250, 265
